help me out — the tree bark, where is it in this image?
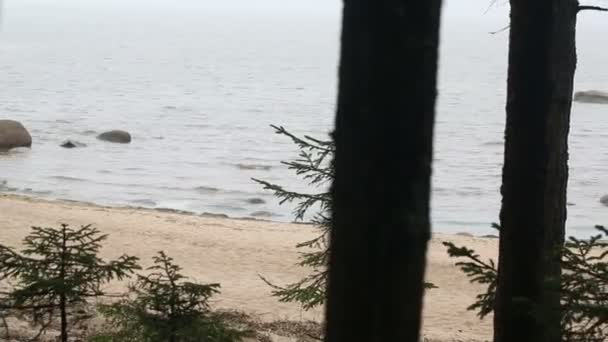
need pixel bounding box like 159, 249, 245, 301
60, 294, 67, 342
495, 1, 578, 341
325, 1, 442, 341
60, 226, 68, 342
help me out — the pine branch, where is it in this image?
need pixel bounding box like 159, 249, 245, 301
270, 125, 333, 153
578, 5, 608, 12
490, 25, 510, 35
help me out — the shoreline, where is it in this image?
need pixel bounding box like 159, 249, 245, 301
1, 192, 281, 223
0, 193, 496, 341
0, 192, 500, 237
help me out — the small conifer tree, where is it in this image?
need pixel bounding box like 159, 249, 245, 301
444, 224, 608, 341
561, 226, 608, 341
0, 224, 140, 342
93, 251, 247, 342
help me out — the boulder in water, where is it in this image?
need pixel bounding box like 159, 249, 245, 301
601, 195, 608, 207
573, 90, 608, 104
97, 130, 131, 143
60, 140, 86, 148
246, 198, 266, 205
250, 211, 274, 218
0, 120, 32, 150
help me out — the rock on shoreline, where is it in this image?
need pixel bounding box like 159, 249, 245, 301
0, 120, 32, 150
97, 130, 132, 143
601, 195, 608, 207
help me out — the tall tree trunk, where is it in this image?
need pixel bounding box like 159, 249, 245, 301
60, 294, 68, 342
495, 1, 578, 341
60, 226, 68, 342
325, 1, 442, 341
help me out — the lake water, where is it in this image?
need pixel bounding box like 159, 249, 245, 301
1, 0, 607, 236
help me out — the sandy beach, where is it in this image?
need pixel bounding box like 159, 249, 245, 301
0, 194, 496, 341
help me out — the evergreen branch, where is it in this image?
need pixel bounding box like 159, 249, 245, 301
270, 125, 333, 152
443, 242, 497, 273
578, 5, 608, 12
490, 25, 510, 35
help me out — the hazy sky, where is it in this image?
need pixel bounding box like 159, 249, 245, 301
7, 0, 508, 16
2, 0, 514, 27
5, 0, 608, 13
3, 0, 606, 32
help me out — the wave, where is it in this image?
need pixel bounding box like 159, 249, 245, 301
49, 175, 88, 182
453, 189, 485, 197
208, 203, 247, 212
0, 180, 18, 192
155, 207, 195, 215
0, 147, 30, 155
21, 188, 53, 196
193, 186, 221, 194
184, 123, 210, 129
0, 182, 54, 196
236, 163, 272, 171
132, 198, 157, 206
249, 210, 278, 218
3, 107, 35, 113
1, 182, 287, 224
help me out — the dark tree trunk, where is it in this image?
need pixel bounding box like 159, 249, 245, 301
60, 226, 68, 342
495, 1, 578, 341
325, 1, 442, 341
60, 294, 68, 342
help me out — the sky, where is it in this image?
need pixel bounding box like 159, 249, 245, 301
3, 0, 607, 13
4, 0, 508, 16
1, 0, 606, 35
0, 0, 513, 28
